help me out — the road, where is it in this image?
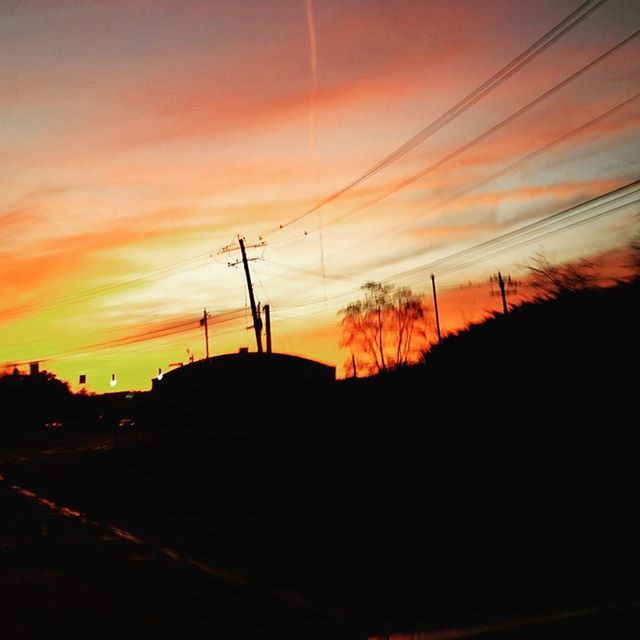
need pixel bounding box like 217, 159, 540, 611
0, 471, 354, 639
4, 432, 640, 639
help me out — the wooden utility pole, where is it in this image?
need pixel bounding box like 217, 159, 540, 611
264, 304, 272, 354
430, 274, 442, 343
497, 272, 508, 314
490, 272, 518, 314
239, 237, 263, 353
201, 308, 210, 359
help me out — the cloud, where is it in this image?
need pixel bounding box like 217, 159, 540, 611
2, 0, 639, 389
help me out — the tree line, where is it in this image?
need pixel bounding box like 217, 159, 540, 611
338, 237, 640, 377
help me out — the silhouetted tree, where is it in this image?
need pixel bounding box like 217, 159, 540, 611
339, 282, 427, 375
526, 253, 598, 299
0, 369, 72, 435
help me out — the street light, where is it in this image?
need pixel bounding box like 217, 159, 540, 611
110, 373, 117, 387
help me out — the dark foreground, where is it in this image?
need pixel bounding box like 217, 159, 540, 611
2, 424, 640, 639
0, 457, 344, 639
2, 282, 638, 637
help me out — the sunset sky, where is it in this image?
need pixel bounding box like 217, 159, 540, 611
2, 0, 639, 391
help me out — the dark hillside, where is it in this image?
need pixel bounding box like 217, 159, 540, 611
2, 280, 638, 637
324, 279, 639, 628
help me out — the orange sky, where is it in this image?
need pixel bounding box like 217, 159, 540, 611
2, 0, 639, 391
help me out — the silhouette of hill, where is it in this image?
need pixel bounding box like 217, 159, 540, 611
341, 277, 638, 425
323, 277, 639, 628
424, 276, 637, 393
1, 280, 638, 637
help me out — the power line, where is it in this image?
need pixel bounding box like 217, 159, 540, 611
434, 195, 640, 278
5, 3, 636, 372
0, 3, 619, 328
259, 259, 359, 284
2, 307, 248, 368
292, 26, 640, 239
252, 26, 640, 295
2, 322, 199, 368
323, 88, 640, 266
0, 306, 245, 352
4, 186, 634, 372
385, 180, 640, 283
253, 0, 608, 241
255, 181, 639, 315
0, 252, 215, 322
405, 91, 640, 228
255, 178, 640, 303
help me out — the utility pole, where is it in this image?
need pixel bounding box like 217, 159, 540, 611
200, 308, 210, 360
351, 353, 357, 379
264, 304, 272, 354
490, 272, 518, 314
430, 274, 442, 343
498, 272, 508, 314
239, 237, 264, 353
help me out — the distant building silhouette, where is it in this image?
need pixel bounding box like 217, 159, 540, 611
152, 350, 335, 400
150, 349, 335, 428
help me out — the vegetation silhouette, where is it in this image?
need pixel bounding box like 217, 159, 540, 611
0, 369, 72, 437
525, 252, 599, 297
326, 268, 638, 632
1, 258, 638, 637
339, 281, 428, 376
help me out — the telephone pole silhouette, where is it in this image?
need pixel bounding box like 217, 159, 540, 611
490, 272, 518, 314
239, 237, 264, 353
430, 274, 442, 343
498, 272, 508, 314
200, 308, 210, 359
264, 304, 272, 354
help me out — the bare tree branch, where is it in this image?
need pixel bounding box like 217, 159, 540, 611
339, 282, 429, 374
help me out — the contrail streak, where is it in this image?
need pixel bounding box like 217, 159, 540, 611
305, 0, 318, 152
305, 0, 327, 300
